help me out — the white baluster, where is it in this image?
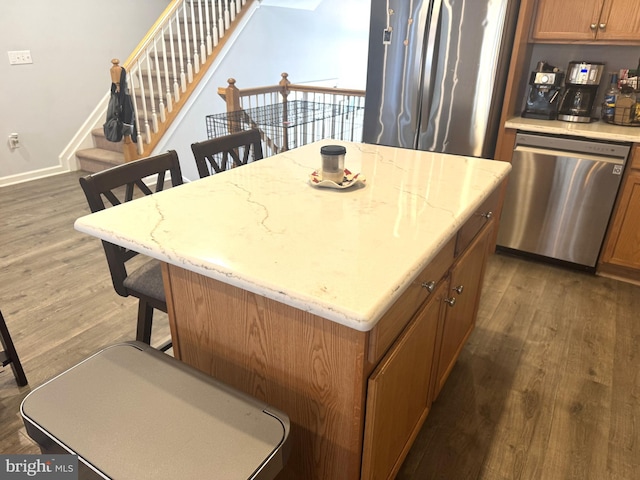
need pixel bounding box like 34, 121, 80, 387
190, 0, 200, 74
137, 62, 151, 143
183, 6, 194, 82
224, 0, 230, 31
230, 0, 236, 21
212, 0, 221, 43
152, 38, 167, 122
161, 26, 173, 113
198, 0, 207, 63
175, 12, 187, 93
193, 0, 207, 65
145, 51, 158, 133
204, 0, 212, 54
168, 21, 180, 102
128, 71, 144, 153
216, 0, 225, 38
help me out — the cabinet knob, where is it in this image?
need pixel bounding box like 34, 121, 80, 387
444, 297, 456, 307
599, 23, 606, 30
481, 211, 493, 220
452, 285, 464, 295
590, 23, 597, 30
421, 280, 436, 293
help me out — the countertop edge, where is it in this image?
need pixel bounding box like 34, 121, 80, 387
505, 116, 640, 143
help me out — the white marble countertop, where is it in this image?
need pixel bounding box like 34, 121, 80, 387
506, 116, 640, 143
75, 140, 511, 332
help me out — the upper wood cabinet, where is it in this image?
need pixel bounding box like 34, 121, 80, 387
532, 0, 640, 43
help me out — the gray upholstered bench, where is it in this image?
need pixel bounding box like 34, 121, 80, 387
21, 342, 290, 480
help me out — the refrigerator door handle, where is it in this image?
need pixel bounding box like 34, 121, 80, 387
417, 0, 443, 149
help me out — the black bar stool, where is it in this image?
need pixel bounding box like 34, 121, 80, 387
0, 309, 28, 386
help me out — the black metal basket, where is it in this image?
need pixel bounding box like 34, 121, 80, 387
206, 100, 364, 154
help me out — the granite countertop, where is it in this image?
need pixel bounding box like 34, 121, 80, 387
506, 116, 640, 143
75, 140, 511, 332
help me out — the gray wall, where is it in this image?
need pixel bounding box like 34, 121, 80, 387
0, 0, 170, 182
158, 0, 371, 181
0, 0, 370, 184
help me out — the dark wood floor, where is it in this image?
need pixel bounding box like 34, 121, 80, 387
0, 171, 171, 453
1, 172, 639, 479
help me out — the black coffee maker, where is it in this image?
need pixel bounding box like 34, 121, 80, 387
522, 61, 564, 120
557, 61, 605, 123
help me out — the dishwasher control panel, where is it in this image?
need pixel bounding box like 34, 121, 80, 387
515, 132, 630, 160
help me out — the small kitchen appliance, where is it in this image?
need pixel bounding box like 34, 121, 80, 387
557, 61, 605, 123
522, 61, 564, 120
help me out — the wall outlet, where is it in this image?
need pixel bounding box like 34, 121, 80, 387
8, 133, 20, 151
8, 50, 33, 65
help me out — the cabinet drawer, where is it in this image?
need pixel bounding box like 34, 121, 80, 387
455, 187, 500, 256
368, 237, 454, 365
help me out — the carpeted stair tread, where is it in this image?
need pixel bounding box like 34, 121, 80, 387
76, 148, 123, 163
91, 128, 125, 152
76, 147, 124, 173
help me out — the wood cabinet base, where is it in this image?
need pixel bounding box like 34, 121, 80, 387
162, 264, 369, 480
598, 146, 640, 284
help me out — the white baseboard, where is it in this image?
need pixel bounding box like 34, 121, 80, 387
0, 165, 70, 188
59, 91, 111, 172
1, 92, 108, 186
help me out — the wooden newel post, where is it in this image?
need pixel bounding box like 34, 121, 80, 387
224, 78, 241, 113
224, 78, 241, 135
110, 58, 122, 93
279, 72, 291, 151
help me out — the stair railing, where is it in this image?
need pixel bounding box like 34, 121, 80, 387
120, 0, 252, 161
216, 73, 366, 156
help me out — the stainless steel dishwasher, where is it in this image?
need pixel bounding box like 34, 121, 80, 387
496, 132, 630, 270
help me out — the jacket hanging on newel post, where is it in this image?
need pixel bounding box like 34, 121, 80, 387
104, 67, 138, 143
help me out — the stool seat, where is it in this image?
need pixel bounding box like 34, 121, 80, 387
21, 342, 289, 480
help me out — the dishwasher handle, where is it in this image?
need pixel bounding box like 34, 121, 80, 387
514, 132, 630, 161
514, 144, 626, 166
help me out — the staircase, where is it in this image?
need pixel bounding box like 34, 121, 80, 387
76, 0, 254, 173
77, 129, 127, 172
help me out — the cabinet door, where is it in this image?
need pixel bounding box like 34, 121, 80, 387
531, 0, 604, 41
600, 169, 640, 269
361, 281, 446, 480
434, 222, 492, 398
597, 0, 640, 42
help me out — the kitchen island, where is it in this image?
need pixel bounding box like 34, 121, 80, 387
75, 140, 511, 479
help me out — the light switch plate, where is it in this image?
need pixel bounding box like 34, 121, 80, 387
8, 50, 33, 65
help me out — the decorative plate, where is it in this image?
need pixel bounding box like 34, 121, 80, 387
308, 168, 366, 189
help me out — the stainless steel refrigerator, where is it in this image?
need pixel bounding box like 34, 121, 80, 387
363, 0, 520, 158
